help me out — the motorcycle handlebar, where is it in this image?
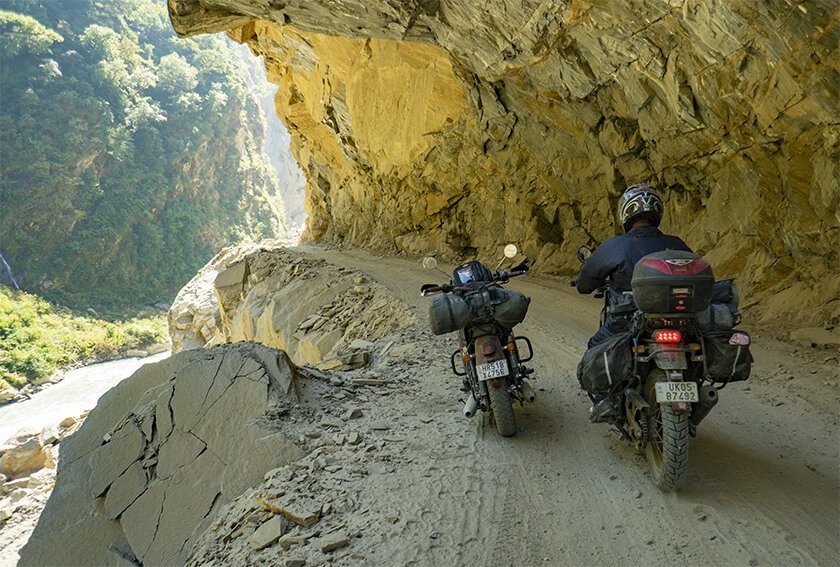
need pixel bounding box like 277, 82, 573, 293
496, 269, 528, 281
420, 284, 454, 296
422, 267, 529, 296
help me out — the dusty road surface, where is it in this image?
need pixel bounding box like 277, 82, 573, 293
293, 245, 839, 567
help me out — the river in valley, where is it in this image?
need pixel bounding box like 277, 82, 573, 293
0, 352, 170, 444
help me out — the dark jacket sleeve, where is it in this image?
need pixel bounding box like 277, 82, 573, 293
576, 239, 622, 294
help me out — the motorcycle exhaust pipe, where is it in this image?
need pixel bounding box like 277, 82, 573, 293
521, 381, 536, 403
690, 385, 719, 427
463, 393, 478, 418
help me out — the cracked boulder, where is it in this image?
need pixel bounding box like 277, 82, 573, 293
18, 343, 305, 567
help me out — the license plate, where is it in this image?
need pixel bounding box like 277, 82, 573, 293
655, 381, 698, 403
477, 359, 509, 381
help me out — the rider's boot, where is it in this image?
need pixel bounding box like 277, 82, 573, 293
589, 395, 617, 422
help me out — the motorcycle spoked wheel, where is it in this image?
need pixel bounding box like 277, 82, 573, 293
486, 378, 517, 437
644, 369, 689, 491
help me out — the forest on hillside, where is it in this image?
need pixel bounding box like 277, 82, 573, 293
0, 0, 288, 310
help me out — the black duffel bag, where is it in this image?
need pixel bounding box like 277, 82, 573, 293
697, 279, 742, 333
428, 294, 474, 335
576, 331, 634, 397
703, 330, 753, 384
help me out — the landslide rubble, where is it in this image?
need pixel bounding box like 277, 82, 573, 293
20, 248, 440, 566
169, 244, 414, 365
0, 417, 82, 566
19, 312, 466, 565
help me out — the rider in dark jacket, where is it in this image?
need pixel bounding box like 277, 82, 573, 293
577, 184, 692, 348
576, 183, 692, 420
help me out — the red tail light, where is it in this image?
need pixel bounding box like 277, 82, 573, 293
653, 329, 682, 343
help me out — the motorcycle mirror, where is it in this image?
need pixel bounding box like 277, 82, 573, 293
577, 245, 592, 263
422, 257, 438, 270
503, 244, 518, 259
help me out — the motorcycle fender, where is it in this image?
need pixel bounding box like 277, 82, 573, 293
473, 335, 504, 365
652, 350, 687, 370
473, 335, 509, 382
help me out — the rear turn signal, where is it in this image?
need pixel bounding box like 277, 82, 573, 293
653, 329, 682, 343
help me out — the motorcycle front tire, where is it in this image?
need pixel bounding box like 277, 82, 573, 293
487, 378, 517, 437
645, 369, 689, 491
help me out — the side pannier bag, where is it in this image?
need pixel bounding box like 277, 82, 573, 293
491, 289, 530, 328
576, 332, 634, 397
428, 294, 474, 335
697, 279, 742, 333
703, 330, 753, 384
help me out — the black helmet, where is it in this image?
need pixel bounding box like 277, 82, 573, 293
617, 183, 664, 232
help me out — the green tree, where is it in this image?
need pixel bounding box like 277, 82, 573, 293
0, 9, 62, 57
0, 0, 288, 311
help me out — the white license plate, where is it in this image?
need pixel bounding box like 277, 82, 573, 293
655, 381, 698, 403
477, 359, 509, 381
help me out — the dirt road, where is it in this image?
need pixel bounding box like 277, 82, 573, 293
295, 245, 839, 567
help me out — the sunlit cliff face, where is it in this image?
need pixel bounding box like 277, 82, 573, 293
169, 0, 839, 327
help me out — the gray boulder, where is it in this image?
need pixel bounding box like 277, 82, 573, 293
19, 343, 304, 566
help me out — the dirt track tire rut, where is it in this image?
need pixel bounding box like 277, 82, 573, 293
294, 246, 840, 566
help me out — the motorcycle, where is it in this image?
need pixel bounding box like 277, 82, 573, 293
573, 245, 752, 491
420, 244, 535, 437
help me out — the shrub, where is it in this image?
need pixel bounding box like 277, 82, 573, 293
0, 286, 168, 388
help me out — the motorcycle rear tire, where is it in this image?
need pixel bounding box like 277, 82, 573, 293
487, 378, 517, 437
645, 369, 689, 491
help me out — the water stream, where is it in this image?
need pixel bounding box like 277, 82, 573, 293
0, 250, 20, 290
0, 352, 169, 444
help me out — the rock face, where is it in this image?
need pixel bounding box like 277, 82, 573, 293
169, 244, 414, 364
168, 0, 839, 328
18, 343, 304, 566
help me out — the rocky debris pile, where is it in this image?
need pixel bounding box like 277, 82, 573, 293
167, 242, 269, 352
18, 343, 305, 566
169, 244, 414, 366
19, 318, 477, 566
185, 328, 472, 566
0, 416, 83, 565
